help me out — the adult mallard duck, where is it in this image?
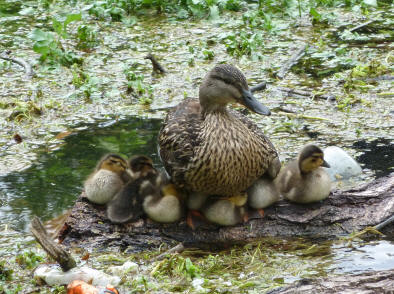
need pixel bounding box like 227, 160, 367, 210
159, 64, 280, 199
84, 154, 129, 205
276, 144, 331, 203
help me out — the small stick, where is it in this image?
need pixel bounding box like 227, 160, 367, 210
275, 44, 307, 79
278, 112, 329, 121
276, 86, 336, 101
145, 53, 166, 74
375, 214, 394, 231
349, 20, 376, 33
0, 54, 35, 78
30, 216, 76, 272
153, 243, 185, 261
250, 82, 267, 93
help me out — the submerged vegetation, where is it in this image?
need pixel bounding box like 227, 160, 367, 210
0, 0, 393, 292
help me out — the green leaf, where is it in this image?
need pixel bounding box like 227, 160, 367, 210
309, 8, 322, 22
209, 5, 220, 20
64, 13, 82, 28
30, 29, 53, 42
52, 18, 63, 36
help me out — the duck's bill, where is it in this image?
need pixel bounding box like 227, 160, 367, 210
322, 160, 330, 168
242, 89, 271, 116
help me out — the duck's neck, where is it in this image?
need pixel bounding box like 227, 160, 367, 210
200, 103, 229, 118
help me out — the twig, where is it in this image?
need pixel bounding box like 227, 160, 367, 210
145, 53, 166, 74
153, 243, 185, 261
276, 86, 336, 101
0, 54, 35, 78
275, 44, 307, 79
366, 75, 394, 82
250, 82, 267, 93
277, 111, 329, 121
30, 216, 76, 271
375, 215, 394, 231
349, 20, 376, 33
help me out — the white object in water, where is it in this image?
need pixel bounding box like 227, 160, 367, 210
34, 265, 121, 287
108, 261, 139, 276
324, 146, 362, 180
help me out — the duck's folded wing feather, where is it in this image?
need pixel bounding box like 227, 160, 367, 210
158, 99, 202, 187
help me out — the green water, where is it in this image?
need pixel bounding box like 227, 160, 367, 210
0, 116, 161, 231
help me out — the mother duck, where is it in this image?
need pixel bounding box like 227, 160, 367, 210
159, 64, 280, 199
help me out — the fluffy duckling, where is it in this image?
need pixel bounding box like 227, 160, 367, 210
107, 155, 157, 224
142, 177, 183, 223
276, 144, 331, 204
247, 177, 280, 210
202, 193, 248, 226
84, 154, 129, 205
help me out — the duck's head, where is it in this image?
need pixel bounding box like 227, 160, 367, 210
199, 64, 270, 115
97, 154, 128, 176
129, 155, 155, 178
298, 144, 330, 174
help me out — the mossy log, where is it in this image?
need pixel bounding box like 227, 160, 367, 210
59, 174, 394, 251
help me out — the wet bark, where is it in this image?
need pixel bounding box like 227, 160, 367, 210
59, 174, 394, 252
30, 216, 76, 271
267, 269, 394, 294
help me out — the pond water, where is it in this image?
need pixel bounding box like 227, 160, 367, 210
0, 116, 161, 231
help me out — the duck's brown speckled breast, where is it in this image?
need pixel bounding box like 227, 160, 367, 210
185, 111, 273, 196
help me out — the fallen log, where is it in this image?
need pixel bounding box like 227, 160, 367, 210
59, 174, 394, 251
30, 216, 76, 271
267, 269, 394, 294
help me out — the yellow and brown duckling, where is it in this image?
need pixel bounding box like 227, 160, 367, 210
159, 64, 280, 203
84, 154, 129, 205
142, 176, 183, 224
276, 144, 331, 204
107, 155, 157, 224
107, 155, 183, 224
201, 193, 248, 226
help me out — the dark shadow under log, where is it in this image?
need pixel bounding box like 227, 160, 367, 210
59, 174, 394, 252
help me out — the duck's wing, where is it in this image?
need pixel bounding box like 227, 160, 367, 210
229, 108, 281, 178
158, 98, 203, 188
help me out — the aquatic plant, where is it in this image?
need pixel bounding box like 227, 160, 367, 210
29, 13, 83, 67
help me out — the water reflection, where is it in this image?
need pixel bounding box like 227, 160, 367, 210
353, 138, 394, 178
331, 239, 394, 274
0, 117, 162, 231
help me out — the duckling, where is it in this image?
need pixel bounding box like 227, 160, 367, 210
84, 154, 129, 205
107, 155, 157, 224
159, 64, 280, 201
276, 144, 331, 204
247, 157, 282, 210
247, 177, 280, 210
201, 193, 248, 226
142, 177, 183, 223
